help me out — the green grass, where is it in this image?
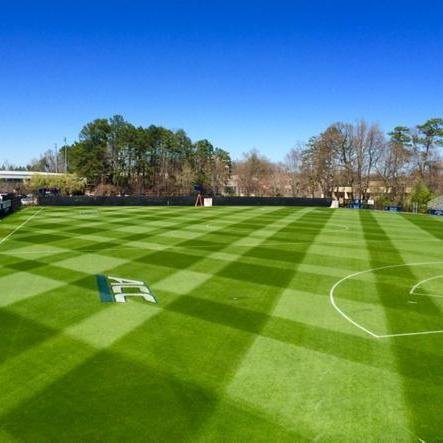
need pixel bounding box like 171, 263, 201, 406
0, 205, 442, 442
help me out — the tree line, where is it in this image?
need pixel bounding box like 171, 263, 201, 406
28, 115, 231, 196
8, 115, 443, 205
232, 118, 443, 206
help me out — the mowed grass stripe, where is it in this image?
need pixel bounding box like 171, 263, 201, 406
0, 339, 306, 442
0, 209, 312, 443
0, 304, 161, 417
8, 205, 247, 247
0, 206, 262, 348
360, 210, 443, 441
1, 207, 441, 441
360, 211, 443, 334
401, 212, 443, 241
191, 210, 335, 439
124, 207, 303, 289
370, 212, 443, 338
3, 206, 260, 314
95, 208, 334, 440
0, 206, 289, 420
1, 207, 264, 418
218, 209, 411, 441
153, 207, 313, 294
1, 206, 263, 333
111, 206, 316, 362
0, 210, 360, 442
0, 207, 42, 242
4, 206, 255, 253
368, 211, 443, 322
71, 206, 272, 252
271, 208, 372, 333
63, 206, 262, 259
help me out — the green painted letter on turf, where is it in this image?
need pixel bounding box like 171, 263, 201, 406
96, 275, 115, 303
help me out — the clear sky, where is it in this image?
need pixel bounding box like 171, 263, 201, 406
1, 0, 442, 166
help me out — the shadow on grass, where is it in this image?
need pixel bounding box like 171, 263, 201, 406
0, 309, 57, 365
0, 335, 307, 441
167, 295, 443, 385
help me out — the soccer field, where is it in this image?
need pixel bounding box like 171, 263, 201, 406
0, 205, 442, 442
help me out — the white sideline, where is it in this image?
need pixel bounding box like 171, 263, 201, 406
329, 261, 443, 339
0, 208, 43, 247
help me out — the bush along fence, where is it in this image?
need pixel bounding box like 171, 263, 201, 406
38, 195, 333, 207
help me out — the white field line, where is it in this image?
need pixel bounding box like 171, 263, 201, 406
379, 329, 443, 338
397, 424, 426, 443
329, 272, 380, 338
409, 275, 443, 295
329, 261, 443, 339
0, 208, 44, 247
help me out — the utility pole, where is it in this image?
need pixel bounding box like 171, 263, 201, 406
64, 137, 68, 173
54, 143, 58, 173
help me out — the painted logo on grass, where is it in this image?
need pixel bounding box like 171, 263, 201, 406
96, 275, 157, 304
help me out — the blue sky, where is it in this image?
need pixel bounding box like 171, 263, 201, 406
1, 0, 442, 166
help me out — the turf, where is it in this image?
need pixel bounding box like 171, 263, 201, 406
0, 206, 442, 442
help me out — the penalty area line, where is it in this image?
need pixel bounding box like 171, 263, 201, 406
329, 272, 381, 338
379, 329, 443, 338
329, 261, 443, 339
409, 274, 443, 296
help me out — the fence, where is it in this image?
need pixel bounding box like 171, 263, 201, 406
38, 195, 333, 207
211, 197, 332, 206
0, 194, 22, 218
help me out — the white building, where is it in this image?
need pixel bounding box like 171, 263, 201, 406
0, 170, 64, 184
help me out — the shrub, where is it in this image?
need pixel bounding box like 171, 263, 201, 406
410, 182, 434, 213
26, 174, 87, 196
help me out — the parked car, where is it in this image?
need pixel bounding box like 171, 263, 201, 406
21, 194, 36, 205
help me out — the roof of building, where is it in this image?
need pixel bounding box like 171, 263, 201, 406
0, 170, 65, 180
